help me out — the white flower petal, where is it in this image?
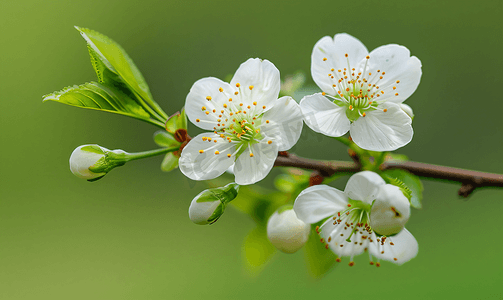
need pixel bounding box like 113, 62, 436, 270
261, 96, 303, 151
233, 140, 278, 185
359, 44, 421, 104
300, 93, 350, 137
267, 209, 311, 254
311, 34, 369, 95
185, 77, 235, 130
370, 184, 411, 236
344, 171, 385, 203
230, 58, 280, 109
350, 102, 413, 151
399, 103, 414, 119
369, 228, 418, 265
321, 220, 368, 257
293, 185, 348, 224
179, 133, 236, 181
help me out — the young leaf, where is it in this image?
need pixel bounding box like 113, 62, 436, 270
382, 169, 424, 209
75, 26, 167, 120
43, 82, 151, 120
242, 225, 276, 277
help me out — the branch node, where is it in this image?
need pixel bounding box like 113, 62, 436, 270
458, 183, 476, 198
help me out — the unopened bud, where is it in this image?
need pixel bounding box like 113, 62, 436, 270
370, 184, 411, 236
69, 145, 126, 181
188, 183, 239, 225
267, 206, 310, 253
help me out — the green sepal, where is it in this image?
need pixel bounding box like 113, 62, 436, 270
165, 108, 188, 134
382, 169, 423, 209
43, 82, 151, 120
207, 202, 226, 224
160, 152, 179, 172
87, 174, 105, 182
81, 145, 105, 155
195, 183, 240, 204
88, 150, 127, 174
153, 130, 180, 148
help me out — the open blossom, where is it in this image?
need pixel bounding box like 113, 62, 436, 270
293, 171, 418, 266
180, 58, 303, 185
301, 33, 422, 151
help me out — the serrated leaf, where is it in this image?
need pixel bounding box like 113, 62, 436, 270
161, 152, 179, 172
43, 82, 151, 120
75, 26, 166, 119
382, 169, 424, 209
242, 225, 276, 277
153, 131, 180, 148
304, 226, 337, 279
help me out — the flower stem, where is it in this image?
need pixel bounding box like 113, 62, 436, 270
125, 147, 179, 162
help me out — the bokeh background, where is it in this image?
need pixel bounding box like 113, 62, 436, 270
1, 0, 502, 299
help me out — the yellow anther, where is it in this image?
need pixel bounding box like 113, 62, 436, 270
396, 80, 400, 83
249, 153, 254, 157
322, 92, 326, 95
382, 72, 385, 75
199, 150, 204, 153
229, 98, 233, 101
215, 151, 220, 155
205, 111, 210, 115
267, 141, 272, 144
266, 120, 270, 123
234, 91, 238, 95
227, 154, 231, 157
383, 108, 388, 112
323, 57, 327, 61
262, 106, 266, 109
249, 85, 254, 90
220, 134, 225, 138
236, 83, 240, 87
393, 86, 396, 90
349, 105, 353, 110
247, 105, 251, 109
253, 101, 257, 105
219, 87, 223, 92
202, 106, 206, 111
366, 55, 370, 59
379, 76, 383, 79
362, 112, 366, 117
395, 93, 399, 96
223, 104, 227, 108
206, 96, 212, 101
196, 119, 200, 122
202, 137, 207, 141
208, 138, 212, 141
345, 53, 348, 57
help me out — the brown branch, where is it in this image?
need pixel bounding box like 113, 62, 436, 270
273, 153, 503, 197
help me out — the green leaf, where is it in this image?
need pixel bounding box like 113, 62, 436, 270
304, 226, 337, 279
382, 169, 424, 209
161, 152, 179, 172
242, 225, 276, 277
177, 107, 187, 130
153, 131, 180, 148
43, 82, 151, 120
75, 26, 167, 120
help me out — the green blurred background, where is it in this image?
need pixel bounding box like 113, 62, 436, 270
1, 0, 502, 299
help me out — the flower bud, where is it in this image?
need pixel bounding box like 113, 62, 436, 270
69, 145, 126, 181
370, 184, 411, 236
267, 206, 310, 253
399, 103, 414, 119
188, 183, 239, 225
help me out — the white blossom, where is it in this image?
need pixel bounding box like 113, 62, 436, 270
267, 207, 310, 253
180, 58, 303, 185
293, 171, 418, 266
301, 33, 422, 151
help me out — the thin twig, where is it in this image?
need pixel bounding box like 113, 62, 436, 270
273, 153, 503, 197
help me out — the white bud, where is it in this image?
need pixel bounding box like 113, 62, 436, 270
188, 183, 239, 225
267, 207, 310, 254
188, 195, 223, 225
399, 103, 414, 119
69, 145, 108, 180
370, 184, 411, 236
